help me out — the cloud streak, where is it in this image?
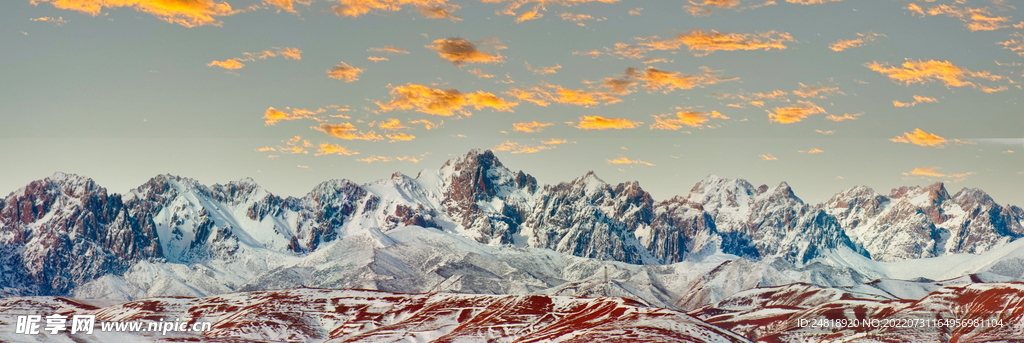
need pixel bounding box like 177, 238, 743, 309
327, 62, 363, 82
829, 32, 883, 52
377, 84, 517, 116
607, 157, 655, 166
30, 0, 236, 27
427, 38, 504, 67
650, 110, 729, 130
890, 128, 947, 147
568, 116, 642, 130
767, 100, 826, 124
903, 166, 975, 182
866, 59, 1006, 91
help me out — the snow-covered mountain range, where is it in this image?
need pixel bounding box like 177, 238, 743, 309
2, 149, 1023, 304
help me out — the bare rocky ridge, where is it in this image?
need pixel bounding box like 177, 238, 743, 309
1, 149, 1023, 297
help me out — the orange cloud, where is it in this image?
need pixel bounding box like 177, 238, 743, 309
650, 110, 729, 130
999, 32, 1024, 57
327, 62, 363, 82
468, 68, 495, 78
568, 116, 641, 130
427, 37, 503, 66
525, 62, 561, 75
376, 84, 517, 116
890, 128, 947, 147
714, 89, 788, 108
759, 154, 777, 161
368, 56, 389, 62
357, 155, 424, 163
628, 7, 642, 15
767, 100, 826, 124
903, 166, 975, 182
333, 0, 459, 19
256, 146, 277, 152
612, 66, 739, 94
684, 0, 774, 16
506, 83, 620, 107
560, 12, 605, 26
866, 59, 1005, 89
264, 107, 326, 125
371, 118, 409, 130
273, 136, 313, 154
484, 0, 618, 23
825, 113, 861, 122
265, 0, 311, 13
207, 59, 245, 70
30, 0, 236, 27
493, 141, 555, 154
542, 138, 568, 145
907, 2, 1012, 32
30, 16, 68, 26
386, 132, 416, 142
639, 30, 794, 56
409, 119, 442, 130
607, 157, 655, 166
893, 95, 938, 107
207, 47, 302, 70
314, 123, 385, 141
799, 148, 824, 154
512, 121, 555, 133
792, 83, 843, 98
369, 46, 410, 54
787, 0, 841, 4
315, 143, 359, 156
419, 6, 461, 20
829, 32, 883, 52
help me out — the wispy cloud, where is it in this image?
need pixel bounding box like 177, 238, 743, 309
628, 7, 642, 15
999, 32, 1024, 57
327, 62, 363, 82
799, 148, 824, 154
485, 0, 619, 23
314, 123, 385, 141
468, 68, 495, 78
787, 0, 843, 4
419, 6, 462, 21
30, 16, 68, 26
607, 157, 655, 166
427, 37, 504, 67
31, 0, 237, 27
650, 110, 729, 129
893, 95, 938, 107
767, 100, 826, 124
264, 0, 311, 14
377, 84, 517, 116
829, 32, 883, 52
357, 155, 425, 163
560, 12, 606, 26
386, 132, 416, 142
333, 0, 459, 19
601, 66, 739, 94
906, 2, 1012, 32
506, 83, 620, 107
525, 62, 561, 75
409, 119, 443, 130
264, 107, 326, 125
207, 47, 302, 70
369, 46, 410, 54
890, 128, 948, 147
825, 113, 861, 121
866, 59, 1006, 91
684, 0, 775, 16
492, 141, 559, 153
512, 121, 555, 133
792, 83, 843, 98
657, 30, 795, 56
759, 154, 778, 161
568, 115, 642, 130
903, 166, 975, 182
315, 143, 359, 156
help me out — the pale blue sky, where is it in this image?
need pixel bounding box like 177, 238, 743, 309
1, 0, 1022, 205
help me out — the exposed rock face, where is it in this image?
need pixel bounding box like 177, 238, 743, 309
0, 173, 161, 295
0, 288, 751, 343
824, 182, 1024, 262
691, 282, 1024, 342
2, 150, 1022, 297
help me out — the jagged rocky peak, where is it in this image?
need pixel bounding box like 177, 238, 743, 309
890, 182, 949, 205
1, 172, 113, 227
825, 185, 884, 207
685, 175, 757, 213
440, 149, 538, 198
210, 177, 271, 205
758, 181, 803, 205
